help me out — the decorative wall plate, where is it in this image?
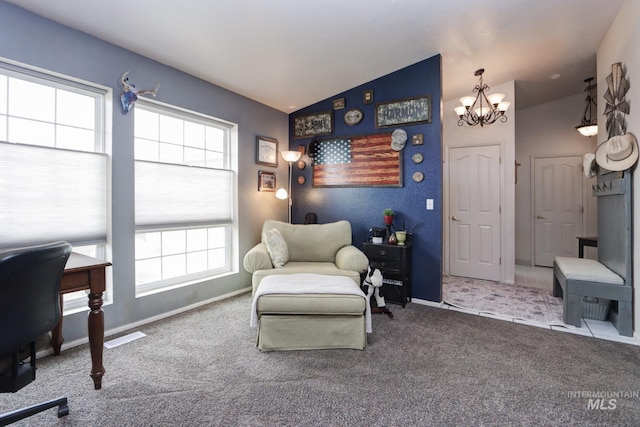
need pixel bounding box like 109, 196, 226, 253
297, 160, 306, 170
297, 175, 306, 184
412, 171, 424, 183
391, 129, 407, 151
412, 153, 423, 164
344, 108, 363, 126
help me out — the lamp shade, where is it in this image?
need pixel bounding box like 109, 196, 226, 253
275, 187, 288, 199
281, 151, 301, 162
487, 93, 505, 105
460, 96, 476, 107
498, 101, 511, 112
454, 106, 467, 116
577, 124, 598, 137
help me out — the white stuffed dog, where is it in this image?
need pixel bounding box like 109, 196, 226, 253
363, 263, 393, 318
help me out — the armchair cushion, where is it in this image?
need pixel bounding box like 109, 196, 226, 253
263, 228, 289, 268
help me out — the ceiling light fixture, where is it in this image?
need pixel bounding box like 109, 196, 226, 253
576, 77, 598, 137
454, 68, 510, 127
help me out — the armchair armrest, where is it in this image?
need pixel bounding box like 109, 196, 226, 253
243, 243, 273, 273
335, 245, 369, 273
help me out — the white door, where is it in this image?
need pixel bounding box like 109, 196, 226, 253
449, 145, 501, 281
533, 156, 583, 267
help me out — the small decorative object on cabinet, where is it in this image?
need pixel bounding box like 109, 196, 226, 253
388, 233, 397, 245
362, 242, 413, 307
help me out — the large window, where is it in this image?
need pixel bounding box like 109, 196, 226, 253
134, 101, 236, 295
0, 60, 110, 312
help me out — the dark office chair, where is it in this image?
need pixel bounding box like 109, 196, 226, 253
0, 241, 72, 425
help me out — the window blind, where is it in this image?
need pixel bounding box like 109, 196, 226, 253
135, 160, 233, 229
0, 141, 108, 248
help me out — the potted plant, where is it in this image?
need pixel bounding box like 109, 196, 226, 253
383, 208, 395, 225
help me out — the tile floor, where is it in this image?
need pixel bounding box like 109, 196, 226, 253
441, 265, 638, 346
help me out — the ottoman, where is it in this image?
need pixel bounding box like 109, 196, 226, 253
250, 273, 370, 351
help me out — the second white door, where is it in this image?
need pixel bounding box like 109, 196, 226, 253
533, 156, 584, 267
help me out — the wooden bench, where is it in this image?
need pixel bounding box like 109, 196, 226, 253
552, 170, 633, 337
553, 257, 632, 336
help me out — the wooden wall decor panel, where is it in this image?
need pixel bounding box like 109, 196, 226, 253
311, 133, 402, 187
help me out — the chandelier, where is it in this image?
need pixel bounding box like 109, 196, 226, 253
454, 68, 510, 127
576, 77, 598, 137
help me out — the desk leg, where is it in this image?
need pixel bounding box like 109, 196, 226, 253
579, 242, 585, 258
51, 295, 64, 356
88, 292, 105, 390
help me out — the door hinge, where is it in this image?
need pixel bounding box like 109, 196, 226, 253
581, 206, 585, 214
499, 257, 502, 265
499, 206, 502, 214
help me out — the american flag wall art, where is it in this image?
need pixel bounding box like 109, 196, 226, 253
311, 133, 402, 187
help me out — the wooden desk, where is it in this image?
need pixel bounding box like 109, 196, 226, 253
577, 236, 598, 258
51, 253, 111, 390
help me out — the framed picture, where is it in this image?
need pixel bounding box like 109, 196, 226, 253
293, 111, 334, 139
256, 136, 278, 167
333, 98, 345, 110
258, 170, 276, 192
363, 89, 374, 104
375, 94, 432, 128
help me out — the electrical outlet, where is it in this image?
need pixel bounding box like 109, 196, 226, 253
426, 199, 434, 210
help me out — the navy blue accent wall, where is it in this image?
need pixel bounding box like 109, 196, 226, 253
288, 56, 442, 302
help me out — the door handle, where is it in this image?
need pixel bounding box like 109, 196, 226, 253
536, 215, 547, 220
451, 216, 460, 222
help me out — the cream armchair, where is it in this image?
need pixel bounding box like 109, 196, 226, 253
243, 220, 369, 294
244, 220, 370, 351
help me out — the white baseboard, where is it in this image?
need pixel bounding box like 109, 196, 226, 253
411, 298, 444, 308
56, 287, 252, 353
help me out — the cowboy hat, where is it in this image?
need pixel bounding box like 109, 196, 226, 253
583, 153, 597, 178
595, 133, 638, 172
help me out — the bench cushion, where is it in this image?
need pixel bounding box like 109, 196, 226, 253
555, 256, 624, 285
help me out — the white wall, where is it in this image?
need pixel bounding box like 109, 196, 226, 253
443, 80, 516, 284
598, 0, 640, 338
515, 93, 599, 265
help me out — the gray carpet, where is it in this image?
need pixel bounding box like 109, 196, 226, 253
1, 293, 639, 426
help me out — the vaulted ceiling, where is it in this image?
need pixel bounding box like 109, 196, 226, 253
6, 0, 624, 113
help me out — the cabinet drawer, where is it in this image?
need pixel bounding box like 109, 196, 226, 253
369, 258, 402, 273
364, 245, 402, 260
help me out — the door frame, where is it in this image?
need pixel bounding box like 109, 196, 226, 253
529, 154, 589, 266
444, 142, 506, 282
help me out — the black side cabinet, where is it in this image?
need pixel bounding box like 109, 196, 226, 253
362, 242, 413, 307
